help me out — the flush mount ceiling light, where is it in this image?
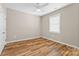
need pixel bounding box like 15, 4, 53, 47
34, 3, 48, 12
36, 8, 41, 12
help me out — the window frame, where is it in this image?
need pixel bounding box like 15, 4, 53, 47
48, 13, 61, 34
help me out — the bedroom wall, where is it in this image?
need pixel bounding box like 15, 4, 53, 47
41, 4, 79, 47
6, 8, 40, 42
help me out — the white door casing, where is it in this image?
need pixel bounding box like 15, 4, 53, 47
0, 4, 6, 54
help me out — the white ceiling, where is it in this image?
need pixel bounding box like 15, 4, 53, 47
3, 3, 70, 16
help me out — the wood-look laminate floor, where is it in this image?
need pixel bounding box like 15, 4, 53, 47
1, 38, 79, 56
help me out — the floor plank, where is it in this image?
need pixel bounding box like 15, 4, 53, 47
1, 38, 79, 56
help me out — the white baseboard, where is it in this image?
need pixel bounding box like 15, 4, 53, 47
6, 36, 41, 44
42, 36, 79, 49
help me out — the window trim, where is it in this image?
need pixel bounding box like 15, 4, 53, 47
48, 13, 61, 34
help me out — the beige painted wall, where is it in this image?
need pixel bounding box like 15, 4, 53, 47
41, 4, 79, 47
6, 8, 40, 42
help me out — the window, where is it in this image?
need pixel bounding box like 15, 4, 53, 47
49, 14, 60, 33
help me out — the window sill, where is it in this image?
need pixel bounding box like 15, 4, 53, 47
49, 32, 61, 35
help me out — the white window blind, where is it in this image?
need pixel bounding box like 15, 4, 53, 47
49, 14, 60, 33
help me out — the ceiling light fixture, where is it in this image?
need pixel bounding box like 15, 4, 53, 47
36, 9, 41, 12
34, 3, 48, 12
